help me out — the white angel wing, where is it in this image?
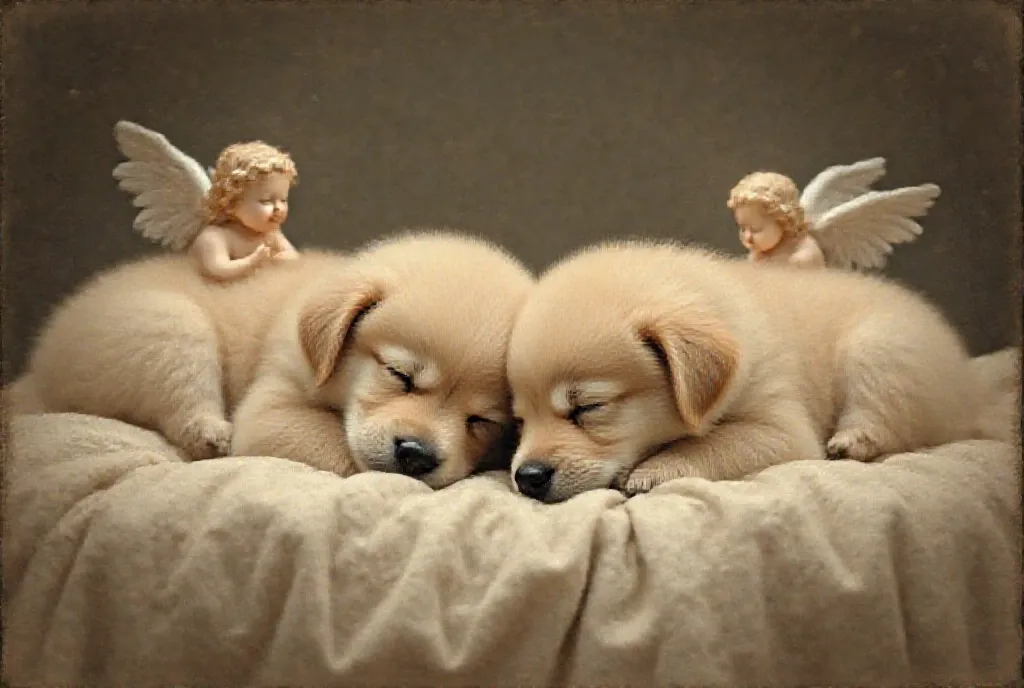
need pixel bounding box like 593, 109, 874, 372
809, 184, 941, 271
799, 157, 888, 225
112, 121, 212, 251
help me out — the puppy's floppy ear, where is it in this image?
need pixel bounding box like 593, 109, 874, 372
639, 315, 740, 434
298, 275, 385, 387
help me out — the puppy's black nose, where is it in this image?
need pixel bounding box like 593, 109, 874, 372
515, 462, 554, 500
394, 437, 439, 476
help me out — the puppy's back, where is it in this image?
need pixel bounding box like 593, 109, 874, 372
26, 251, 348, 413
725, 261, 972, 380
725, 261, 949, 336
722, 259, 981, 445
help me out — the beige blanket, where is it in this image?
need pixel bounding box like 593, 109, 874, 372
3, 354, 1021, 686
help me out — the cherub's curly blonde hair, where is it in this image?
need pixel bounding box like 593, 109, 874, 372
203, 141, 298, 225
726, 171, 807, 235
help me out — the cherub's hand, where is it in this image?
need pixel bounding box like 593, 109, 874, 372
268, 238, 300, 261
248, 244, 273, 266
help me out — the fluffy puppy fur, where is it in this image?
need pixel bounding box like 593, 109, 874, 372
17, 231, 533, 488
507, 240, 990, 503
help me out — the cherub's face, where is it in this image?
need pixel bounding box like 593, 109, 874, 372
232, 172, 291, 234
734, 203, 784, 253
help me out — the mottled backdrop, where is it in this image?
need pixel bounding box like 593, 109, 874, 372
2, 0, 1020, 380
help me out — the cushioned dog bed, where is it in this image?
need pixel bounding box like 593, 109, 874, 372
3, 355, 1021, 687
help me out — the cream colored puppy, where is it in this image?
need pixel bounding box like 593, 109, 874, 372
19, 231, 532, 487
508, 240, 988, 503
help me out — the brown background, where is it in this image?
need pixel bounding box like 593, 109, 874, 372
2, 1, 1020, 382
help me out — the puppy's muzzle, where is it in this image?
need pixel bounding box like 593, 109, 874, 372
393, 437, 440, 477
514, 461, 555, 501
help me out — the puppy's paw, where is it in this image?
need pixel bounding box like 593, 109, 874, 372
620, 463, 692, 497
176, 415, 234, 461
826, 428, 881, 462
622, 470, 659, 497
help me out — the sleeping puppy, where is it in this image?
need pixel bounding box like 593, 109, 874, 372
19, 231, 532, 488
507, 240, 986, 503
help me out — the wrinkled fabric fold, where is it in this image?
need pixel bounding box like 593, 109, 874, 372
3, 411, 1020, 687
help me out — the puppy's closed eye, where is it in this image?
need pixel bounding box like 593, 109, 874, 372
466, 415, 503, 439
385, 365, 414, 393
567, 402, 606, 427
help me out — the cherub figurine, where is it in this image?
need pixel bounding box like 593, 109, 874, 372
113, 121, 300, 281
727, 157, 941, 271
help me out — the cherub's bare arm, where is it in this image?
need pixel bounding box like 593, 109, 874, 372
190, 227, 271, 281
269, 230, 300, 260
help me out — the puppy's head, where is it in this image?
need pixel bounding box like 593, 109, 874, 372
507, 242, 741, 503
299, 231, 533, 488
